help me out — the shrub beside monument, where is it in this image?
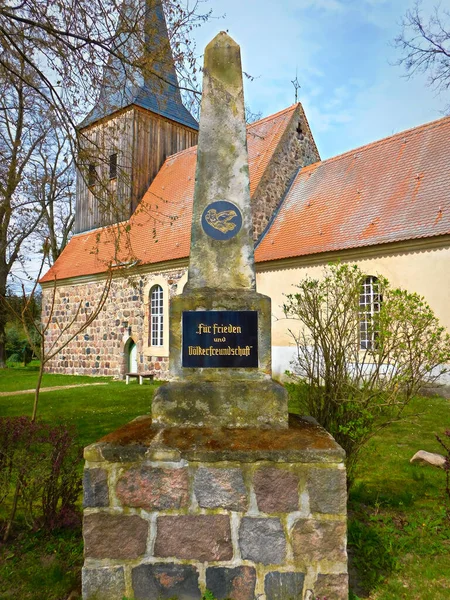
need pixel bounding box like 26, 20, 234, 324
284, 262, 450, 483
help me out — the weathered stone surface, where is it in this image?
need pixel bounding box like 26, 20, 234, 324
83, 443, 104, 462
251, 105, 319, 241
83, 513, 148, 559
152, 33, 290, 430
42, 270, 184, 379
82, 566, 125, 600
96, 414, 345, 463
132, 563, 201, 600
194, 467, 247, 510
152, 360, 288, 429
83, 468, 109, 508
101, 443, 147, 463
188, 32, 255, 291
154, 515, 232, 561
264, 571, 305, 600
206, 566, 256, 600
292, 519, 346, 563
307, 467, 347, 514
116, 466, 189, 510
313, 573, 348, 600
239, 517, 286, 565
253, 467, 299, 513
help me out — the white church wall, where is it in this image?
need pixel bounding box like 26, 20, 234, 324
256, 242, 450, 384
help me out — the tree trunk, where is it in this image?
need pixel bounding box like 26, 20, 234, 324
31, 355, 45, 422
0, 267, 8, 368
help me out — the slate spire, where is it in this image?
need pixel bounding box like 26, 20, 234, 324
80, 0, 198, 130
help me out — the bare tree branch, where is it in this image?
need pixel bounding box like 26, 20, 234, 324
394, 1, 450, 112
0, 0, 213, 367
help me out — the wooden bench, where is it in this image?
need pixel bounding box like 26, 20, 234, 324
125, 372, 155, 385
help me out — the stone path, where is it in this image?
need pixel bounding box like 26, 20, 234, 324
0, 382, 108, 397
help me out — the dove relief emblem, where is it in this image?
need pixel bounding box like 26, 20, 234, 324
201, 200, 242, 240
205, 208, 237, 234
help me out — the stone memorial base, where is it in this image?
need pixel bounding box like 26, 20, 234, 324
82, 415, 348, 600
152, 380, 288, 429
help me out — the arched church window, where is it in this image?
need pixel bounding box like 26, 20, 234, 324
150, 285, 164, 346
359, 276, 382, 350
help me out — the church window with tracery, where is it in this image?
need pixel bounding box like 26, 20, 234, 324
150, 285, 164, 346
359, 276, 382, 350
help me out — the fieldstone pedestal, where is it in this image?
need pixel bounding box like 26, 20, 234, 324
82, 415, 348, 600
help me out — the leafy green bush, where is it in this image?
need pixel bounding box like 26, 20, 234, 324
284, 263, 450, 483
5, 322, 35, 365
6, 352, 22, 364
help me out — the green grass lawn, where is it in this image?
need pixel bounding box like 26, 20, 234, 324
0, 366, 159, 448
0, 366, 449, 599
347, 395, 450, 600
0, 361, 112, 393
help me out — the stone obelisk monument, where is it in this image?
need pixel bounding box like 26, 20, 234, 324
82, 33, 348, 600
152, 32, 288, 429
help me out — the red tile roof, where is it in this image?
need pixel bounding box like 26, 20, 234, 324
256, 115, 450, 262
41, 105, 299, 283
41, 109, 450, 283
41, 104, 298, 282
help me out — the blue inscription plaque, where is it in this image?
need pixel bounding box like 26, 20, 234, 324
201, 200, 243, 241
182, 310, 258, 368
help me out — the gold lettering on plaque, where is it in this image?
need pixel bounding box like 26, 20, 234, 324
196, 323, 243, 336
188, 345, 252, 356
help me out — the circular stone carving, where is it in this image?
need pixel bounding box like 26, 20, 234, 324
201, 201, 243, 240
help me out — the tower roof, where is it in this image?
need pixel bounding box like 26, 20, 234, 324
79, 0, 198, 130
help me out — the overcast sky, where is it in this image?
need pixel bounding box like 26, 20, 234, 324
191, 0, 448, 159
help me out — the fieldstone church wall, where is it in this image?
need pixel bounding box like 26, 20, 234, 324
41, 268, 186, 379
82, 415, 348, 600
251, 105, 320, 241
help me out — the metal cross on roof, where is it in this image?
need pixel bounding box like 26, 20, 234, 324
291, 71, 301, 103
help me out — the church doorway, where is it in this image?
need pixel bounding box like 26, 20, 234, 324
125, 338, 138, 373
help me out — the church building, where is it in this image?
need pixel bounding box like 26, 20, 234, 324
40, 4, 450, 380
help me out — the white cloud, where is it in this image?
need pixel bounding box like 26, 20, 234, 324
324, 85, 351, 110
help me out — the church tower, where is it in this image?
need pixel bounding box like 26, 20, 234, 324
74, 0, 199, 233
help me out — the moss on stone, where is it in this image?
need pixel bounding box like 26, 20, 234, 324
204, 33, 243, 93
